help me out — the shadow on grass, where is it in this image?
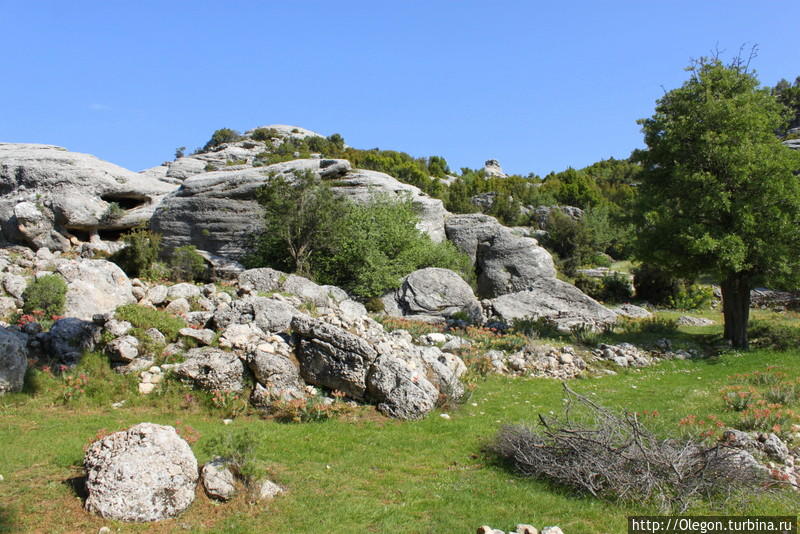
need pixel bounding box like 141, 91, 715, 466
0, 506, 18, 534
64, 474, 88, 501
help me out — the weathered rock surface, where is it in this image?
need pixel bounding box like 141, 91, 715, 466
0, 327, 27, 393
531, 205, 583, 229
366, 355, 438, 420
238, 267, 347, 306
48, 317, 101, 366
57, 259, 135, 319
201, 458, 237, 501
246, 346, 305, 406
489, 278, 617, 331
476, 230, 556, 297
292, 315, 377, 399
382, 267, 482, 323
0, 143, 175, 250
173, 347, 247, 392
84, 423, 198, 522
612, 303, 652, 319
213, 295, 300, 334
150, 159, 350, 260
483, 159, 507, 178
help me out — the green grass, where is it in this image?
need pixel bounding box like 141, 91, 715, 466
1, 342, 799, 533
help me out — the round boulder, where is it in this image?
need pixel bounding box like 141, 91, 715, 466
84, 423, 198, 522
382, 267, 482, 323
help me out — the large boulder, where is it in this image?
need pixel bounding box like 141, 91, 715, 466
150, 159, 350, 260
56, 259, 135, 319
331, 169, 447, 242
476, 231, 556, 297
246, 347, 305, 406
0, 327, 27, 393
366, 355, 438, 420
0, 143, 176, 250
238, 267, 348, 306
173, 347, 247, 392
213, 295, 300, 334
84, 423, 198, 522
291, 315, 377, 399
489, 278, 617, 331
382, 267, 482, 323
48, 317, 102, 366
444, 213, 556, 298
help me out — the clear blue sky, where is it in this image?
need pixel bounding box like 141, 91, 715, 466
2, 1, 798, 176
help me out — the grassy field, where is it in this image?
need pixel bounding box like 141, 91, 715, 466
1, 311, 799, 533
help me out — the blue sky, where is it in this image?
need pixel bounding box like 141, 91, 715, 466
1, 1, 798, 176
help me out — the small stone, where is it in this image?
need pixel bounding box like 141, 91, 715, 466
0, 474, 4, 481
179, 327, 216, 345
165, 298, 191, 315
257, 479, 284, 500
542, 527, 564, 534
477, 526, 494, 534
98, 528, 111, 534
440, 413, 451, 420
111, 400, 126, 409
516, 525, 538, 534
138, 382, 156, 395
223, 419, 233, 425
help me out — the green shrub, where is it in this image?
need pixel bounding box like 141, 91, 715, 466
109, 227, 162, 279
170, 245, 207, 282
202, 428, 265, 485
115, 304, 186, 341
665, 284, 713, 310
574, 273, 633, 303
632, 263, 708, 309
100, 202, 124, 224
202, 128, 241, 152
511, 316, 562, 339
250, 128, 282, 142
22, 274, 67, 317
748, 320, 800, 351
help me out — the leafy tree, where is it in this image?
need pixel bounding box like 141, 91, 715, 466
772, 76, 800, 132
248, 170, 346, 276
634, 57, 800, 348
202, 128, 241, 151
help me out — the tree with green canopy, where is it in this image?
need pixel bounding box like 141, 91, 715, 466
633, 56, 800, 348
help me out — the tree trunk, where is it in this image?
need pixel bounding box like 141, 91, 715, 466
720, 273, 751, 349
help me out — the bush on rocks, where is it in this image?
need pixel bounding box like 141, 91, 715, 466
22, 274, 67, 317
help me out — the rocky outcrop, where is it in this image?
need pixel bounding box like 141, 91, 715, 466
489, 278, 617, 331
84, 423, 198, 522
0, 143, 176, 250
381, 267, 482, 323
150, 159, 350, 260
48, 317, 102, 366
291, 315, 378, 399
530, 205, 584, 229
444, 213, 556, 298
483, 159, 507, 178
366, 355, 438, 420
238, 267, 348, 307
331, 169, 447, 242
213, 295, 301, 334
57, 259, 136, 320
0, 327, 28, 393
173, 347, 247, 392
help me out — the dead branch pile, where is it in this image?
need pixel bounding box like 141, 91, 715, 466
491, 384, 770, 512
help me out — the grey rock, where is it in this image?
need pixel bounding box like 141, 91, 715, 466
490, 278, 617, 332
57, 260, 135, 320
256, 479, 284, 500
292, 316, 377, 399
167, 283, 202, 302
2, 273, 27, 300
476, 230, 556, 297
675, 315, 714, 327
145, 285, 168, 305
165, 298, 190, 315
104, 319, 132, 337
382, 267, 482, 323
483, 159, 507, 178
0, 327, 27, 393
246, 348, 303, 395
179, 327, 216, 345
106, 335, 140, 363
759, 433, 790, 463
173, 347, 246, 392
532, 205, 584, 229
48, 317, 101, 366
445, 213, 505, 264
0, 296, 17, 318
201, 458, 236, 501
84, 423, 198, 522
238, 267, 347, 307
218, 323, 268, 350
366, 355, 438, 420
541, 528, 564, 534
213, 295, 299, 333
0, 143, 176, 251
612, 303, 652, 319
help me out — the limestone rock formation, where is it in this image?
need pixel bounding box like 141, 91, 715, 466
57, 259, 136, 320
381, 267, 482, 323
366, 355, 438, 420
84, 423, 198, 522
489, 278, 617, 331
0, 143, 176, 250
483, 159, 507, 178
173, 347, 247, 392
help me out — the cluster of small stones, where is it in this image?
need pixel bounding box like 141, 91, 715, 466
592, 343, 652, 368
723, 429, 800, 490
200, 457, 284, 502
487, 345, 586, 379
478, 524, 563, 534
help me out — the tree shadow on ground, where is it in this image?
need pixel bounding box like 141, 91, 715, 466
0, 506, 19, 534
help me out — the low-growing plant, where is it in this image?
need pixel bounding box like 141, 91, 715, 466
271, 392, 353, 423
115, 304, 186, 341
570, 323, 600, 346
109, 227, 162, 278
618, 316, 678, 335
208, 389, 249, 419
169, 245, 207, 282
100, 201, 125, 224
202, 428, 264, 486
748, 320, 800, 351
22, 274, 67, 318
511, 316, 562, 339
720, 385, 759, 412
